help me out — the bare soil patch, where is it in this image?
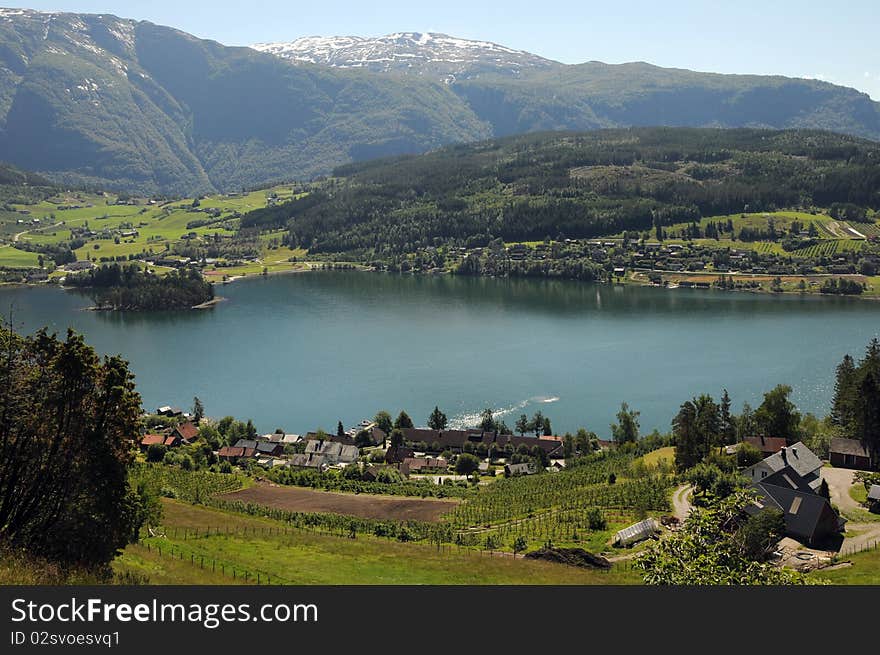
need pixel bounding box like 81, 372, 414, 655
221, 483, 459, 522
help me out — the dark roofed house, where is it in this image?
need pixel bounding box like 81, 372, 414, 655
287, 453, 327, 470
401, 457, 448, 476
829, 437, 873, 470
747, 475, 844, 546
304, 440, 359, 465
322, 433, 355, 446
743, 436, 788, 457
385, 446, 415, 465
233, 439, 259, 450
163, 435, 182, 448
398, 428, 563, 456
256, 442, 284, 457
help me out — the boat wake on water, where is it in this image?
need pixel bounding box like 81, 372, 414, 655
448, 395, 559, 429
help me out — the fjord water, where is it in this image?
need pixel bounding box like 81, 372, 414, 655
2, 272, 879, 436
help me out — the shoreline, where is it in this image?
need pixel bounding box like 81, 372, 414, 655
5, 264, 878, 303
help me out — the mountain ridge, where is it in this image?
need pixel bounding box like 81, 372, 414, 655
0, 7, 878, 195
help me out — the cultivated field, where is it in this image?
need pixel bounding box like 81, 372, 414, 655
111, 499, 639, 585
222, 482, 459, 522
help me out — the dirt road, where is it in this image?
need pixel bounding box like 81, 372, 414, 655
671, 484, 692, 521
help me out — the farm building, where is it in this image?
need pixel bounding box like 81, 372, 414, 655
613, 519, 660, 547
829, 438, 873, 470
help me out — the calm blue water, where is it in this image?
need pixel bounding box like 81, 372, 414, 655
2, 272, 878, 437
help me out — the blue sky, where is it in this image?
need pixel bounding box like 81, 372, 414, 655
15, 0, 880, 99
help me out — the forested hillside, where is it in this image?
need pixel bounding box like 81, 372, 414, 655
1, 9, 879, 195
240, 128, 880, 253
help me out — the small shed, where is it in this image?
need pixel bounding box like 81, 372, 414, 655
868, 485, 880, 506
613, 519, 660, 548
829, 438, 873, 470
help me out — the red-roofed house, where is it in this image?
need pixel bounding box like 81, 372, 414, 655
218, 446, 256, 461
140, 434, 165, 450
172, 421, 199, 444
744, 436, 787, 457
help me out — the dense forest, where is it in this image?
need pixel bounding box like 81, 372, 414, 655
239, 128, 880, 254
65, 264, 214, 311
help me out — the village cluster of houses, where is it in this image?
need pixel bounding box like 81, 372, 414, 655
138, 409, 569, 481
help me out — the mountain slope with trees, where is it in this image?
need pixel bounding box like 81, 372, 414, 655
239, 127, 880, 253
0, 9, 879, 195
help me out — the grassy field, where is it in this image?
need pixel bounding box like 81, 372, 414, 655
0, 186, 302, 271
112, 499, 641, 585
636, 446, 676, 469
0, 244, 40, 267
814, 547, 880, 584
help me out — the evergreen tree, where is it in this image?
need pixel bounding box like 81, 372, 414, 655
427, 406, 448, 431
673, 400, 700, 472
516, 414, 530, 436
531, 410, 545, 437
337, 420, 345, 437
831, 354, 857, 430
394, 411, 414, 430
192, 396, 204, 423
720, 389, 735, 445
479, 408, 496, 432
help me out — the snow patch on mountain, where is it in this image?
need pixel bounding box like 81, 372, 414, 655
252, 31, 558, 80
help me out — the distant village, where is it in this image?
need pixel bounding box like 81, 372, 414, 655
139, 405, 572, 483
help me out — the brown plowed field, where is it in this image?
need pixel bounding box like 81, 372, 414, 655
221, 483, 459, 522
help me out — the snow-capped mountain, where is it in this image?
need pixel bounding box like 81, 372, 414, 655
252, 32, 559, 81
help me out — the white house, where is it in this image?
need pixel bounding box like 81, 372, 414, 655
743, 442, 823, 492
